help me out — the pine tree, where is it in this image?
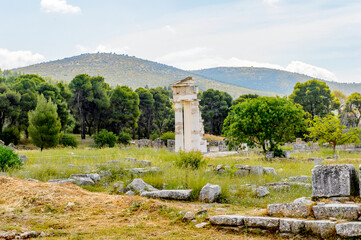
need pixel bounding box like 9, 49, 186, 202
28, 95, 61, 151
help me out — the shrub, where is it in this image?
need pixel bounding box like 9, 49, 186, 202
60, 134, 78, 148
118, 132, 132, 145
0, 145, 22, 171
150, 133, 159, 141
175, 151, 205, 170
0, 126, 20, 145
160, 131, 175, 144
93, 130, 117, 148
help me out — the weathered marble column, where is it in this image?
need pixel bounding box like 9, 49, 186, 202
183, 101, 192, 151
191, 100, 201, 150
174, 102, 184, 152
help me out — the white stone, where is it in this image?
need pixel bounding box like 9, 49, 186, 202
127, 178, 158, 193
141, 189, 192, 200
313, 203, 359, 220
256, 186, 270, 197
243, 216, 279, 229
199, 183, 221, 203
279, 219, 305, 233
209, 215, 244, 226
263, 167, 277, 175
250, 166, 264, 175
336, 222, 361, 237
304, 220, 336, 238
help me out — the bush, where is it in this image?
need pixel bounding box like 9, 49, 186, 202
0, 126, 20, 145
150, 133, 159, 141
175, 151, 205, 170
93, 130, 117, 148
0, 145, 22, 171
118, 132, 132, 145
60, 134, 78, 148
160, 131, 175, 144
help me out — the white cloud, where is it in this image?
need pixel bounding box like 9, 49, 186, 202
263, 0, 280, 5
41, 0, 81, 14
286, 61, 338, 81
0, 48, 46, 70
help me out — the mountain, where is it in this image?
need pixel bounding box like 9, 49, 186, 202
192, 67, 361, 95
12, 53, 275, 98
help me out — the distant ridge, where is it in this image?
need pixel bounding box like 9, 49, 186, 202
192, 67, 361, 95
12, 53, 275, 98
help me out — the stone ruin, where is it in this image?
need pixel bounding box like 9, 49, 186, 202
170, 77, 207, 153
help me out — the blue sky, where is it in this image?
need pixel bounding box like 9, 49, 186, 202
0, 0, 360, 83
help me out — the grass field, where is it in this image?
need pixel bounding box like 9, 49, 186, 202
2, 142, 361, 239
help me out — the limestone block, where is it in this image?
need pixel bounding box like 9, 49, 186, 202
279, 219, 305, 233
304, 220, 336, 238
70, 174, 100, 182
209, 215, 244, 226
256, 186, 270, 197
234, 169, 249, 177
250, 166, 264, 175
48, 179, 76, 184
199, 183, 221, 203
138, 160, 152, 166
183, 211, 195, 221
141, 189, 192, 200
243, 216, 279, 229
18, 155, 28, 164
70, 176, 95, 186
312, 164, 359, 198
267, 197, 314, 218
336, 222, 361, 237
127, 178, 158, 193
284, 151, 291, 158
265, 151, 274, 159
263, 167, 277, 175
313, 203, 359, 220
288, 175, 312, 183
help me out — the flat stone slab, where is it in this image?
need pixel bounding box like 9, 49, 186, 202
336, 222, 361, 237
279, 219, 305, 233
48, 179, 76, 184
288, 175, 311, 183
140, 189, 192, 200
267, 197, 314, 218
244, 216, 279, 229
313, 203, 359, 220
209, 215, 244, 226
304, 220, 336, 238
312, 164, 359, 198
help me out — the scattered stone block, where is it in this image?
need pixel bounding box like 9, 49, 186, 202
283, 151, 291, 158
26, 178, 39, 182
313, 158, 323, 165
210, 215, 244, 226
263, 167, 277, 175
336, 222, 361, 237
125, 190, 135, 196
266, 182, 290, 191
195, 222, 209, 228
138, 160, 151, 166
304, 220, 336, 238
141, 189, 192, 200
279, 219, 305, 233
70, 173, 100, 182
244, 216, 279, 230
267, 197, 314, 218
312, 164, 359, 198
199, 183, 221, 203
127, 178, 158, 193
183, 211, 195, 221
99, 170, 112, 179
234, 169, 249, 177
288, 175, 311, 183
265, 151, 274, 159
48, 179, 76, 184
70, 176, 95, 186
18, 155, 28, 164
256, 186, 270, 197
250, 166, 264, 175
313, 203, 359, 220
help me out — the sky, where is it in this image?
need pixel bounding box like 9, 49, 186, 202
0, 0, 361, 83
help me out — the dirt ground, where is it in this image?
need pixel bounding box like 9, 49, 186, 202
0, 176, 276, 240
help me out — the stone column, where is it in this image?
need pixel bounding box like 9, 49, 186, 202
183, 101, 192, 151
174, 102, 184, 152
191, 101, 201, 150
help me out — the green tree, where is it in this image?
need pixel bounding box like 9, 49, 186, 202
290, 79, 338, 118
232, 94, 259, 106
306, 115, 360, 154
200, 89, 232, 135
0, 84, 21, 132
223, 96, 306, 154
109, 86, 140, 135
345, 92, 361, 127
135, 87, 154, 139
150, 87, 174, 135
69, 74, 92, 139
28, 95, 61, 151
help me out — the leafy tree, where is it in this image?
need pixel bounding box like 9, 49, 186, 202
59, 134, 79, 148
93, 129, 117, 148
160, 131, 175, 144
150, 87, 174, 135
200, 89, 232, 135
135, 87, 154, 138
223, 96, 306, 154
290, 79, 338, 118
28, 95, 61, 151
232, 94, 259, 106
69, 74, 92, 139
0, 126, 20, 145
0, 84, 21, 132
306, 115, 360, 154
345, 92, 361, 127
109, 86, 140, 135
118, 132, 132, 145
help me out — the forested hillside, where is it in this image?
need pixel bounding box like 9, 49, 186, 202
193, 67, 361, 95
13, 53, 274, 98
